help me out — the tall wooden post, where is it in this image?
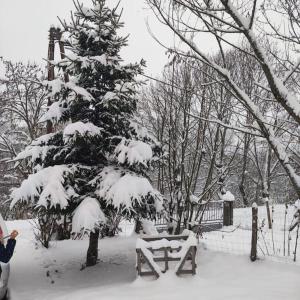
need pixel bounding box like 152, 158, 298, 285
250, 203, 258, 261
86, 229, 100, 266
56, 28, 70, 83
223, 201, 233, 226
47, 26, 56, 134
263, 195, 272, 229
265, 200, 272, 229
47, 27, 71, 241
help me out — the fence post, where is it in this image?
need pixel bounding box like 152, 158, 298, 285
250, 203, 258, 261
264, 198, 272, 229
223, 201, 233, 226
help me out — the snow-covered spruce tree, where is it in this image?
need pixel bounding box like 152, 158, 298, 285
10, 0, 162, 266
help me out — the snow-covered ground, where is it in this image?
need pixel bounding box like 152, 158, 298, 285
202, 204, 299, 264
4, 212, 299, 300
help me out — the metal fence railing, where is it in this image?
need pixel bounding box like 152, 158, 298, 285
154, 200, 224, 231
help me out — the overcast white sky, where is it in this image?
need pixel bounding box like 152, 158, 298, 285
0, 0, 174, 75
0, 0, 219, 76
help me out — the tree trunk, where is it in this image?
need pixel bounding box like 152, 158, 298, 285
86, 229, 99, 267
135, 219, 143, 234
250, 204, 258, 262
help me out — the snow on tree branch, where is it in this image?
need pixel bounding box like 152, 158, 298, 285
114, 139, 153, 167
63, 121, 102, 143
10, 165, 75, 209
95, 166, 162, 211
72, 197, 106, 233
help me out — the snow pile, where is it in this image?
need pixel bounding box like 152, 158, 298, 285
114, 139, 153, 166
220, 191, 235, 202
96, 167, 160, 210
141, 219, 158, 235
137, 238, 183, 250
72, 197, 106, 233
63, 121, 102, 142
10, 165, 74, 209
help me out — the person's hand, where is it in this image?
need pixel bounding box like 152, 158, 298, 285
10, 230, 18, 239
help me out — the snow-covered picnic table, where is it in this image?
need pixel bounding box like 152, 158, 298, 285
136, 231, 197, 278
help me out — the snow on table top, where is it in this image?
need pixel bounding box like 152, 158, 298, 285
137, 232, 197, 250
